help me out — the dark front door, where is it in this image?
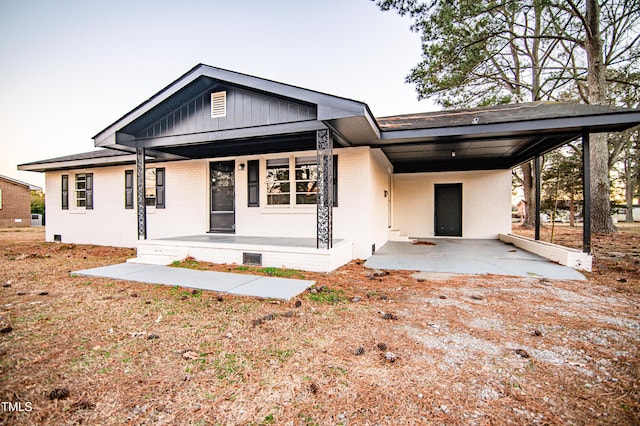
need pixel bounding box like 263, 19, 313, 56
434, 183, 462, 237
210, 161, 235, 233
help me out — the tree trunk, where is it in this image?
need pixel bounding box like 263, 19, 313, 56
522, 161, 537, 227
585, 0, 616, 233
626, 161, 636, 222
569, 188, 575, 227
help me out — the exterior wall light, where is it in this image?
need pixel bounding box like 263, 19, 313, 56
238, 163, 245, 171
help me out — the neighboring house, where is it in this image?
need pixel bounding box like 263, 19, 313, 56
0, 174, 42, 228
18, 64, 640, 271
613, 204, 640, 222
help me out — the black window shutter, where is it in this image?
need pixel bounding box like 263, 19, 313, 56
85, 173, 94, 209
247, 160, 259, 207
125, 170, 134, 209
156, 168, 165, 208
61, 175, 69, 210
332, 155, 338, 207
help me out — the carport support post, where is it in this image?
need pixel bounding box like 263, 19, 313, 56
316, 128, 333, 249
534, 155, 541, 241
136, 146, 147, 240
582, 131, 591, 253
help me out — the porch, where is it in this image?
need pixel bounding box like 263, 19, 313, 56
128, 234, 353, 273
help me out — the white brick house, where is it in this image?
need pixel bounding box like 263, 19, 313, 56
19, 65, 640, 272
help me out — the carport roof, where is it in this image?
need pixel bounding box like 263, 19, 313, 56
373, 102, 640, 172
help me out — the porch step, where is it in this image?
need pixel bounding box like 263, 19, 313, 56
388, 229, 415, 242
127, 242, 189, 266
127, 254, 179, 266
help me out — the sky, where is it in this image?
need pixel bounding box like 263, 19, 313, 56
0, 0, 436, 189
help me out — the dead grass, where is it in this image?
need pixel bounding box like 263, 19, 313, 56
0, 226, 639, 425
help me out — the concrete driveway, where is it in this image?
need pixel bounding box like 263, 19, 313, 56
364, 239, 586, 280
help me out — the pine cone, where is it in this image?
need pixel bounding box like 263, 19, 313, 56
377, 343, 388, 351
49, 388, 70, 400
353, 347, 365, 355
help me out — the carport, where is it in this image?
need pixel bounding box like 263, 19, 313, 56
373, 102, 640, 260
364, 239, 586, 280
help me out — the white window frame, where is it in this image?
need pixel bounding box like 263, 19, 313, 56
294, 156, 318, 205
75, 173, 87, 208
265, 156, 323, 208
145, 168, 157, 207
266, 158, 291, 206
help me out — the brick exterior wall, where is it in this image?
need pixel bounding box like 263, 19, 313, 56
0, 178, 31, 228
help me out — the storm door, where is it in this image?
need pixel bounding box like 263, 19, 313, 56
434, 183, 462, 237
210, 161, 235, 233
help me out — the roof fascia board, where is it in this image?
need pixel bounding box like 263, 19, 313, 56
379, 111, 640, 142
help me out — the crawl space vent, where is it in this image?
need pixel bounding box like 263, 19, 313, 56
243, 252, 262, 266
211, 91, 227, 118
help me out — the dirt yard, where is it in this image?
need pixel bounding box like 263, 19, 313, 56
0, 226, 638, 425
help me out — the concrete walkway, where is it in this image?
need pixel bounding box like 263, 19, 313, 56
72, 263, 314, 300
364, 239, 586, 280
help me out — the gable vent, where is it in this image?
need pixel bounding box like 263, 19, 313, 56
211, 91, 227, 118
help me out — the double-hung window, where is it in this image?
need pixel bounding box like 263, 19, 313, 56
74, 173, 93, 209
294, 156, 318, 205
127, 167, 165, 209
145, 168, 157, 207
266, 156, 337, 207
266, 159, 290, 205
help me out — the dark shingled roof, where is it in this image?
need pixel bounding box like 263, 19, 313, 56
376, 102, 635, 130
18, 149, 132, 166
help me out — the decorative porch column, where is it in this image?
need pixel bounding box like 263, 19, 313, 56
582, 130, 591, 253
316, 129, 333, 249
136, 146, 147, 240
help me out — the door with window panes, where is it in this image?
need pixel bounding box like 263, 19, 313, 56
210, 161, 235, 233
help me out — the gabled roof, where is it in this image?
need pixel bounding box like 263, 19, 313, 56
93, 63, 377, 149
0, 174, 42, 191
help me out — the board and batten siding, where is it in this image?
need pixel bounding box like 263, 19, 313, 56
137, 86, 317, 140
392, 170, 512, 239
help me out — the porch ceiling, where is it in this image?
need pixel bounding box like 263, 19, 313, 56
151, 132, 319, 159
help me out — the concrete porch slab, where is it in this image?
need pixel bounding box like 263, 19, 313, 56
131, 235, 353, 273
72, 263, 314, 300
364, 239, 586, 280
